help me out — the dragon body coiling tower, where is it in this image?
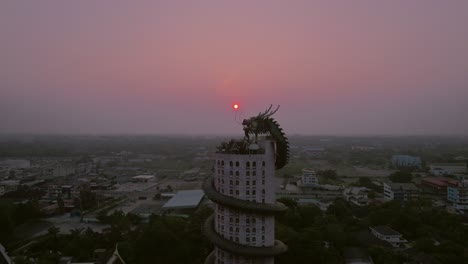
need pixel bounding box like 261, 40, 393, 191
204, 105, 289, 264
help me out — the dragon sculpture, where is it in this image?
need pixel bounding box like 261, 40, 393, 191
242, 105, 289, 169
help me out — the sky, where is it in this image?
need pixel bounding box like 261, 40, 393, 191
1, 1, 468, 135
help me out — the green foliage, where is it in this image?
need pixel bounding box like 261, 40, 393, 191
0, 199, 42, 244
388, 170, 412, 183
277, 197, 297, 208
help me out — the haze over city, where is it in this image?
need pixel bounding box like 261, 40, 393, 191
1, 1, 468, 135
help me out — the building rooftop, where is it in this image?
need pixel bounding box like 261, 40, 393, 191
162, 189, 205, 209
422, 177, 458, 186
370, 226, 402, 236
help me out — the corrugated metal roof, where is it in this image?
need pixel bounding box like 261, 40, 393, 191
162, 190, 204, 209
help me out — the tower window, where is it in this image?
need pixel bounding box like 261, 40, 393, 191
252, 162, 256, 167
235, 161, 239, 167
252, 171, 256, 176
246, 162, 250, 167
229, 161, 233, 167
246, 171, 250, 176
235, 171, 239, 176
262, 161, 265, 166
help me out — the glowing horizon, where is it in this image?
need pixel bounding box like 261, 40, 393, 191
1, 1, 468, 135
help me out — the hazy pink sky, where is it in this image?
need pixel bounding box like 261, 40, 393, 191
1, 1, 467, 135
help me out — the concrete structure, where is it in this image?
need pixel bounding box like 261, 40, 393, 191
203, 107, 288, 264
301, 169, 318, 187
447, 179, 468, 211
383, 182, 419, 201
429, 163, 467, 176
391, 155, 422, 168
343, 187, 369, 206
369, 226, 407, 248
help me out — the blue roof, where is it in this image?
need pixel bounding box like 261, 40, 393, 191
162, 190, 205, 209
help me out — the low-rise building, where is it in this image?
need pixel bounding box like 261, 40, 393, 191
343, 187, 369, 206
430, 163, 467, 176
370, 226, 407, 248
421, 177, 458, 195
447, 179, 468, 211
383, 182, 419, 201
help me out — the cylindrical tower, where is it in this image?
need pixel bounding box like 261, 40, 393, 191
204, 106, 289, 264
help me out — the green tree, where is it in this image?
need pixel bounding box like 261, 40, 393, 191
389, 171, 412, 183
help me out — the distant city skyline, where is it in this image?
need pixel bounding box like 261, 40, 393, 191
1, 1, 468, 135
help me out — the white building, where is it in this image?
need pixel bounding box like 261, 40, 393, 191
343, 187, 369, 206
383, 182, 419, 201
430, 163, 467, 176
370, 226, 407, 248
301, 169, 318, 187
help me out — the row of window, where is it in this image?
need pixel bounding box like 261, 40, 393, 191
218, 179, 262, 186
216, 160, 266, 167
217, 169, 266, 177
